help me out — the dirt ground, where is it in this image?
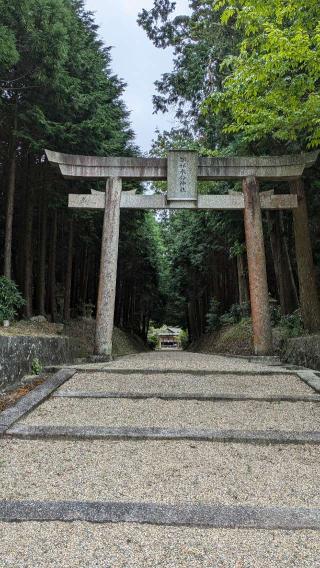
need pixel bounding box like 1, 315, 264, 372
0, 377, 46, 413
0, 320, 64, 337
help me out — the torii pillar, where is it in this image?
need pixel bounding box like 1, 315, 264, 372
243, 176, 273, 354
95, 177, 122, 357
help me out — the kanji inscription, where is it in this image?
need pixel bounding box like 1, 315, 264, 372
167, 151, 198, 201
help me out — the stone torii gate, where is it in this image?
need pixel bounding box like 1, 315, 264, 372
46, 149, 319, 358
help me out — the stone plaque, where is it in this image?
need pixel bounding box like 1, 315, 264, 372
167, 151, 198, 201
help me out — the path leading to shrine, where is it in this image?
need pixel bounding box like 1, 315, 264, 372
1, 352, 320, 566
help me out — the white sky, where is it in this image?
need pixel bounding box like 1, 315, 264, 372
85, 0, 191, 153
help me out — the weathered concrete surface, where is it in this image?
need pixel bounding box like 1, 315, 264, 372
282, 335, 320, 373
7, 424, 320, 445
46, 149, 319, 181
53, 390, 320, 403
70, 192, 298, 211
243, 176, 273, 355
297, 370, 320, 393
95, 178, 122, 357
1, 501, 320, 530
0, 335, 75, 391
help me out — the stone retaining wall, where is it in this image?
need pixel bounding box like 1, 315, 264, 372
281, 335, 320, 371
0, 336, 75, 391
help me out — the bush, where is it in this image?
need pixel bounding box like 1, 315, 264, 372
206, 298, 221, 333
219, 312, 236, 325
270, 302, 282, 326
179, 329, 189, 349
31, 358, 43, 375
148, 334, 159, 350
220, 303, 251, 326
277, 311, 304, 337
0, 277, 25, 323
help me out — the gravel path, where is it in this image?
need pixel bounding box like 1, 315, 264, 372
1, 439, 319, 507
19, 397, 320, 431
1, 351, 320, 566
61, 371, 312, 396
104, 351, 281, 373
0, 523, 319, 568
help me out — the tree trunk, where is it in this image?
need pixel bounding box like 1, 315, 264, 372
37, 187, 48, 315
4, 103, 18, 279
243, 176, 273, 354
290, 179, 320, 331
63, 217, 74, 321
237, 253, 249, 315
279, 211, 299, 310
23, 158, 33, 318
80, 245, 89, 308
49, 209, 58, 322
267, 211, 298, 315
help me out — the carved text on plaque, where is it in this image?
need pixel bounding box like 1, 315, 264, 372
167, 151, 198, 201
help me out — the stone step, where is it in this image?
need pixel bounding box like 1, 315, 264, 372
99, 352, 284, 374
1, 522, 319, 566
16, 398, 320, 432
2, 352, 319, 568
45, 351, 290, 375
0, 439, 319, 509
60, 371, 312, 397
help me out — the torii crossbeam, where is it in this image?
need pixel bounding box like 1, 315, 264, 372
46, 149, 319, 358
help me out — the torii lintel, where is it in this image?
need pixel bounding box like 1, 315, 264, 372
45, 149, 319, 182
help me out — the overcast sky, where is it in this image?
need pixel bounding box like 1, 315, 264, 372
85, 0, 190, 153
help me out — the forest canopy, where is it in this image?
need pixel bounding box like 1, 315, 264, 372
204, 0, 320, 149
138, 0, 320, 340
0, 0, 165, 339
0, 0, 320, 348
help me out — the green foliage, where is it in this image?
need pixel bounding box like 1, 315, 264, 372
0, 277, 25, 323
148, 334, 159, 350
140, 0, 320, 345
229, 241, 246, 258
204, 0, 320, 149
0, 25, 19, 69
220, 303, 246, 325
179, 329, 189, 349
138, 1, 239, 149
0, 0, 134, 152
31, 357, 43, 375
118, 210, 169, 330
0, 0, 161, 340
270, 303, 282, 326
277, 311, 305, 337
